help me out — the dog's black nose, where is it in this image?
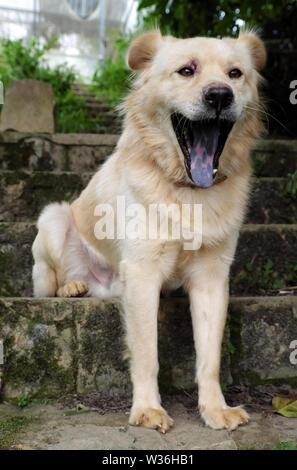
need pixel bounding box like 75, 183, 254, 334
203, 86, 234, 113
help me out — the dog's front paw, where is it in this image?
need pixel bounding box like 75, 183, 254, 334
57, 280, 88, 298
200, 406, 249, 431
129, 407, 174, 433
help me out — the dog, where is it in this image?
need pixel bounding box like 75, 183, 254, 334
32, 30, 266, 433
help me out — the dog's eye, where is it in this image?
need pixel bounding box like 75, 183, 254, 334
228, 68, 242, 79
177, 67, 195, 77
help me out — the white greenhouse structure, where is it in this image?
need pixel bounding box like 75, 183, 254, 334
0, 0, 138, 79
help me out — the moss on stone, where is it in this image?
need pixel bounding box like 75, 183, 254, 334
0, 415, 34, 450
0, 298, 78, 400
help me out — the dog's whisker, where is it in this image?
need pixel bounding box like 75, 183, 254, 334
244, 104, 292, 135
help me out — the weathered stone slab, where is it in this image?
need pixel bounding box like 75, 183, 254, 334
0, 171, 92, 222
0, 132, 296, 175
0, 172, 295, 224
0, 223, 296, 297
0, 297, 229, 399
0, 296, 295, 400
229, 296, 297, 383
230, 224, 297, 296
252, 139, 297, 177
0, 222, 36, 297
0, 297, 81, 399
0, 80, 55, 133
247, 177, 297, 224
0, 132, 117, 172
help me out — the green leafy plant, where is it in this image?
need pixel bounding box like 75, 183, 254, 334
252, 156, 268, 177
17, 394, 33, 408
284, 170, 297, 199
16, 395, 51, 408
226, 341, 236, 355
89, 31, 133, 104
244, 259, 285, 294
274, 440, 297, 450
0, 37, 57, 89
136, 0, 297, 37
0, 37, 93, 132
55, 88, 93, 133
286, 263, 297, 283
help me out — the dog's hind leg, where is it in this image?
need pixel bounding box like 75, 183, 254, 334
32, 260, 57, 297
32, 202, 88, 298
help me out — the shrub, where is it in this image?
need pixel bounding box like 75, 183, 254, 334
0, 37, 93, 132
89, 31, 133, 104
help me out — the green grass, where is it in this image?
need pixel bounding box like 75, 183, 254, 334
274, 440, 297, 450
0, 416, 32, 449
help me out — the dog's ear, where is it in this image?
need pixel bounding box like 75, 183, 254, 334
127, 31, 162, 71
238, 31, 266, 71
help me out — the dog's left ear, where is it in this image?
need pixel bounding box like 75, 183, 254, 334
238, 32, 266, 71
127, 31, 162, 71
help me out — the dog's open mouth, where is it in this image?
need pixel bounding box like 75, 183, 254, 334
171, 113, 234, 188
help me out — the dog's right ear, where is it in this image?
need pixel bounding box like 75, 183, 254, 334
127, 32, 162, 71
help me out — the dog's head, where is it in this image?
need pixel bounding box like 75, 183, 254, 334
126, 31, 266, 188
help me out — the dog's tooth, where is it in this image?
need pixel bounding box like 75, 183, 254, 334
213, 169, 218, 176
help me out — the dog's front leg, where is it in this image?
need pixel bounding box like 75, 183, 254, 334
188, 252, 249, 431
122, 261, 173, 433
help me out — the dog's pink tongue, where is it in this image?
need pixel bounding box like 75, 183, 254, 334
189, 124, 219, 188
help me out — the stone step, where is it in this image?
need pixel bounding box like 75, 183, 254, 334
80, 122, 122, 135
252, 139, 297, 177
0, 132, 296, 175
71, 84, 111, 102
0, 172, 296, 224
1, 295, 296, 399
0, 223, 296, 297
85, 110, 120, 123
0, 132, 118, 172
83, 102, 116, 113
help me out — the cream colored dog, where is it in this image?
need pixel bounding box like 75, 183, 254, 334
32, 30, 266, 433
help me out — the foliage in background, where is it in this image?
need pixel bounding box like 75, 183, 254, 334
0, 37, 93, 132
242, 258, 297, 295
89, 31, 133, 105
136, 0, 297, 37
285, 170, 297, 199
243, 259, 284, 294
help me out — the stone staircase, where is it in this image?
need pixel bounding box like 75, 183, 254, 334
0, 108, 296, 400
71, 83, 122, 134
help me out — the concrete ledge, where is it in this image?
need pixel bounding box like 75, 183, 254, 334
0, 223, 296, 297
0, 296, 296, 400
0, 131, 119, 146
0, 132, 296, 175
0, 132, 117, 172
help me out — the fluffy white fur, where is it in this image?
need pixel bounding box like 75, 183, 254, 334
32, 30, 266, 432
